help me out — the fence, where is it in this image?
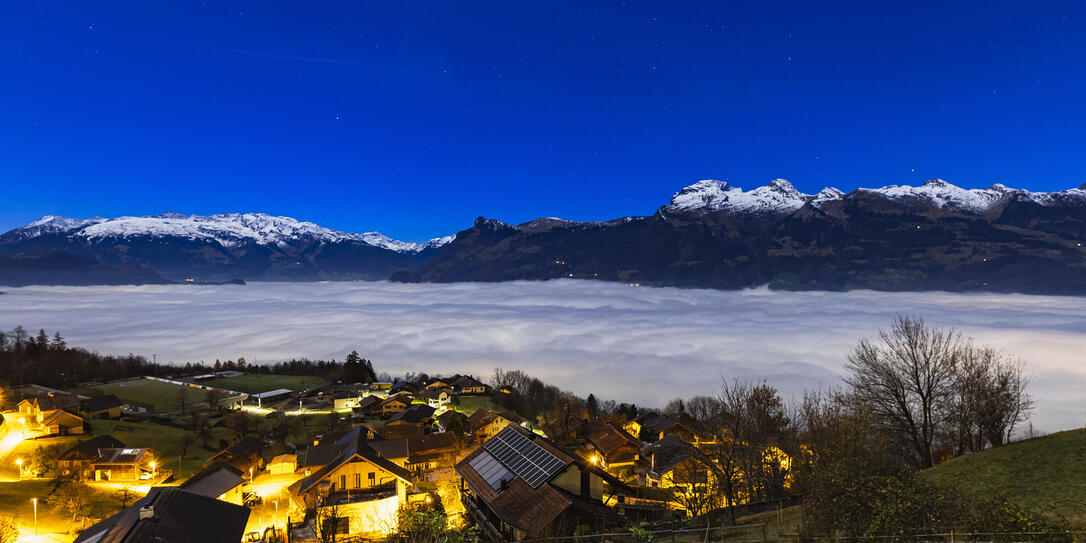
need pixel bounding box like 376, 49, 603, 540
510, 527, 1085, 543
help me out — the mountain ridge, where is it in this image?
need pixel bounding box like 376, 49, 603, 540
3, 178, 1086, 292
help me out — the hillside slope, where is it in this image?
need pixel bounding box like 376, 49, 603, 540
922, 429, 1086, 527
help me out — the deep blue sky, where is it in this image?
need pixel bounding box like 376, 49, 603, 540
2, 2, 1085, 241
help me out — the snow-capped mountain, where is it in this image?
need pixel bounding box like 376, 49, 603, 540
413, 177, 1086, 294
666, 178, 1086, 216
11, 212, 452, 254
0, 212, 455, 284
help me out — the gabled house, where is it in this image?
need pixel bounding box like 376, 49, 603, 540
78, 395, 124, 420
41, 408, 85, 436
73, 487, 250, 543
456, 426, 625, 543
180, 462, 246, 504
419, 387, 453, 408
436, 410, 470, 433
580, 420, 643, 479
58, 435, 127, 480
370, 432, 460, 478
637, 434, 722, 513
380, 394, 412, 417
204, 436, 265, 476
633, 413, 715, 446
468, 409, 522, 442
289, 426, 415, 537
424, 378, 452, 390
449, 374, 488, 395
384, 404, 437, 439
268, 453, 297, 475
92, 447, 159, 482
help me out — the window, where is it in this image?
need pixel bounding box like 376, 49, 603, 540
340, 475, 346, 490
354, 473, 361, 488
368, 472, 376, 486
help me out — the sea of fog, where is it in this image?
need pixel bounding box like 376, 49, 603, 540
1, 280, 1084, 432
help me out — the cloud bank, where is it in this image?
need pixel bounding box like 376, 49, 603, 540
1, 280, 1084, 432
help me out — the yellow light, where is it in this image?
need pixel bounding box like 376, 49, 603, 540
590, 455, 599, 465
425, 495, 432, 503
15, 459, 21, 466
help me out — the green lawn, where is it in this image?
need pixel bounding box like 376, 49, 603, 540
199, 373, 327, 395
90, 419, 222, 479
663, 506, 804, 543
923, 429, 1086, 528
446, 395, 505, 416
75, 379, 210, 413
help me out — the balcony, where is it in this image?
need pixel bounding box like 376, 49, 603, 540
324, 482, 398, 506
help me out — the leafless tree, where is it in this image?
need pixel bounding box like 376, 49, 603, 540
845, 315, 961, 468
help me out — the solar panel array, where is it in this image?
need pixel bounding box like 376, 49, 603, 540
467, 451, 513, 491
483, 427, 566, 488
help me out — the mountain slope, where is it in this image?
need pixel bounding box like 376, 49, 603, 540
413, 179, 1086, 294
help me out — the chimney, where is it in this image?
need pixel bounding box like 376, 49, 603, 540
139, 505, 154, 520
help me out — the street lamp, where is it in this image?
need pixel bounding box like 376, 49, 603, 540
150, 461, 156, 478
32, 497, 37, 535
15, 458, 22, 479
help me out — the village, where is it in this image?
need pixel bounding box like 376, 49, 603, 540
0, 365, 798, 543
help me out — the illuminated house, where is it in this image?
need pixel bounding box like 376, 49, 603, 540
380, 394, 412, 417
370, 432, 460, 477
449, 374, 488, 395
91, 447, 159, 482
180, 462, 246, 504
579, 420, 643, 479
58, 435, 127, 479
468, 409, 522, 442
78, 395, 123, 419
637, 434, 722, 513
383, 404, 436, 439
631, 412, 715, 446
456, 426, 625, 543
73, 487, 249, 543
289, 426, 414, 537
17, 393, 84, 435
419, 387, 453, 408
204, 435, 266, 475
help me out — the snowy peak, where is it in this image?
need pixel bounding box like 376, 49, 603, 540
10, 212, 450, 254
668, 178, 809, 214
669, 178, 1086, 216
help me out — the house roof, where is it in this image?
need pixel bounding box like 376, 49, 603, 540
21, 392, 80, 411
456, 426, 583, 535
80, 395, 124, 413
468, 409, 522, 430
584, 420, 642, 457
356, 395, 383, 410
269, 453, 297, 465
387, 404, 436, 424
293, 426, 413, 495
437, 409, 469, 426
41, 408, 83, 427
62, 435, 127, 461
639, 434, 715, 476
450, 374, 487, 389
419, 388, 452, 400
381, 394, 412, 407
370, 432, 458, 463
180, 462, 245, 498
209, 436, 264, 462
96, 448, 153, 465
87, 487, 250, 543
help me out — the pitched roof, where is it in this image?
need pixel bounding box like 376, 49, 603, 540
96, 448, 152, 465
468, 409, 522, 430
640, 434, 714, 476
357, 395, 383, 410
62, 435, 127, 461
450, 374, 487, 389
293, 426, 413, 495
456, 426, 588, 535
387, 404, 436, 424
80, 394, 124, 413
584, 420, 642, 457
180, 462, 245, 498
370, 433, 458, 463
22, 392, 80, 411
41, 409, 83, 427
90, 487, 250, 543
208, 436, 264, 463
381, 394, 412, 406
437, 409, 469, 426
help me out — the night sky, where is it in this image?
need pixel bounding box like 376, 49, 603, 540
2, 2, 1085, 241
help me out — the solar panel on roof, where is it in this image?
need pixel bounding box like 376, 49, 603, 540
468, 451, 513, 491
483, 427, 566, 489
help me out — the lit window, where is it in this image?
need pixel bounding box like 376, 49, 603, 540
368, 472, 376, 486
340, 474, 346, 489
354, 473, 361, 488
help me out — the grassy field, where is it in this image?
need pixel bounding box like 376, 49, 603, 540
922, 429, 1086, 528
75, 379, 209, 412
200, 373, 327, 394
668, 506, 804, 543
447, 395, 506, 415
90, 418, 223, 479
0, 479, 121, 538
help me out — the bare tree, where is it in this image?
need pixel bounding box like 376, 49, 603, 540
667, 453, 720, 517
845, 315, 961, 468
0, 516, 18, 543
